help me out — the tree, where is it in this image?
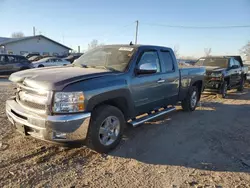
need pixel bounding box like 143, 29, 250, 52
11, 32, 25, 38
204, 48, 212, 57
240, 41, 250, 61
173, 45, 180, 59
88, 39, 104, 50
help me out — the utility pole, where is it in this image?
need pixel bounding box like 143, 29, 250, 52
33, 27, 35, 36
78, 46, 80, 53
135, 20, 139, 44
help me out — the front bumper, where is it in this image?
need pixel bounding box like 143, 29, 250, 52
204, 79, 222, 93
6, 98, 91, 143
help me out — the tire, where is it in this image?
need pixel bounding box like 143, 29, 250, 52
237, 77, 245, 92
181, 86, 199, 112
38, 64, 44, 68
220, 82, 228, 98
86, 105, 125, 153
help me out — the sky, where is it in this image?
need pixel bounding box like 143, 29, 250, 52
0, 0, 249, 57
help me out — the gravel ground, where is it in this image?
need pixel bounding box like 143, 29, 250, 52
0, 81, 250, 188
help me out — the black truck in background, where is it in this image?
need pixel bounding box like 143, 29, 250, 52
6, 45, 205, 153
196, 56, 248, 98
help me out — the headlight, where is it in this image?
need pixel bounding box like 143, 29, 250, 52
53, 92, 85, 113
211, 72, 222, 77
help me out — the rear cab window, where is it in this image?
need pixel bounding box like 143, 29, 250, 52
159, 50, 175, 72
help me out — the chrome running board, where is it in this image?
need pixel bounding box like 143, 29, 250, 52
130, 107, 176, 127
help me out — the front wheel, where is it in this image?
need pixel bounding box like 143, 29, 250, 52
38, 64, 44, 68
220, 82, 228, 98
86, 105, 125, 153
181, 86, 199, 112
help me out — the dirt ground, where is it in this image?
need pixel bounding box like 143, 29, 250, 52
0, 80, 250, 188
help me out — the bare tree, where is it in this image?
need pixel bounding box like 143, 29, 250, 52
88, 39, 104, 50
11, 32, 25, 38
240, 41, 250, 61
204, 48, 212, 57
173, 45, 180, 59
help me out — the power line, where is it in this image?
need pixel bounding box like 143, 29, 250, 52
140, 22, 250, 29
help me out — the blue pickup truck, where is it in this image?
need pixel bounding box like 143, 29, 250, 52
6, 44, 205, 153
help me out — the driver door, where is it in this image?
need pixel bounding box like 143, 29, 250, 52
130, 50, 167, 115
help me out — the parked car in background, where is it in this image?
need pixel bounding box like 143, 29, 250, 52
6, 44, 205, 153
0, 54, 33, 74
23, 52, 40, 59
64, 54, 82, 63
32, 57, 70, 68
196, 56, 248, 98
28, 55, 43, 62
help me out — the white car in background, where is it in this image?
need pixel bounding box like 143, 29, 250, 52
32, 57, 71, 68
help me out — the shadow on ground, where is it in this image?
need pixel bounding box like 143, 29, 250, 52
110, 100, 250, 173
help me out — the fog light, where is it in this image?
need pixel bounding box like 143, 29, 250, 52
53, 132, 66, 139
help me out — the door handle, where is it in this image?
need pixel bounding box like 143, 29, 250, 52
157, 79, 165, 83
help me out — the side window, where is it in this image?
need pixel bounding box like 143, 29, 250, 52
20, 51, 28, 55
17, 56, 27, 63
233, 59, 240, 67
138, 51, 161, 73
160, 51, 174, 72
0, 55, 5, 64
229, 58, 235, 67
7, 56, 16, 63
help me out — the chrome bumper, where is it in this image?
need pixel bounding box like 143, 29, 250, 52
6, 98, 91, 143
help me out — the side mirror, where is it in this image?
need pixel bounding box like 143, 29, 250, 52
137, 62, 157, 74
231, 65, 239, 69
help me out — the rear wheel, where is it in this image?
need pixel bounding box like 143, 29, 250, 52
86, 105, 125, 153
237, 77, 245, 92
220, 82, 227, 98
38, 64, 44, 68
181, 86, 199, 112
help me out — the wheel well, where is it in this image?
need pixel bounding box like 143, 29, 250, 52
192, 80, 203, 100
224, 77, 230, 85
38, 64, 44, 67
243, 74, 247, 80
93, 97, 129, 120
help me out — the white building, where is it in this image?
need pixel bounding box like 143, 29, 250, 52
0, 35, 71, 56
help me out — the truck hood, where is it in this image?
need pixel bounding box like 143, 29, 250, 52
204, 66, 226, 74
9, 66, 113, 91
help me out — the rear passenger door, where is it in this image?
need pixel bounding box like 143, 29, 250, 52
158, 50, 179, 104
6, 55, 19, 72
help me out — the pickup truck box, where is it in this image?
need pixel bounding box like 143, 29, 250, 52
6, 45, 205, 153
196, 56, 248, 98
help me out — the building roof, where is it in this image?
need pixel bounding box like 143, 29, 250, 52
0, 35, 72, 50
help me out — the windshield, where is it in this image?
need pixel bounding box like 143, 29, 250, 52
196, 58, 228, 68
73, 46, 135, 72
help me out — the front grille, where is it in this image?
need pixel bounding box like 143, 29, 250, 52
18, 99, 45, 110
16, 84, 49, 113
